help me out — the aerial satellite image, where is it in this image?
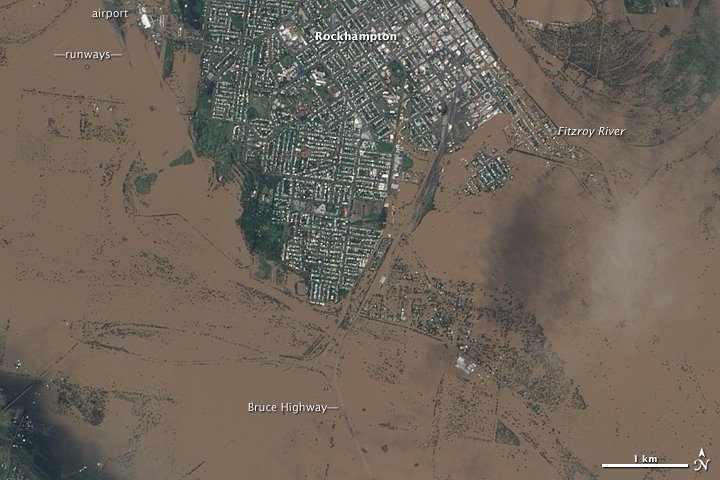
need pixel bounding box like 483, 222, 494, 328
0, 0, 719, 478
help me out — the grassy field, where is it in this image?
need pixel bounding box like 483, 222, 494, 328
133, 172, 158, 194
248, 96, 270, 118
161, 39, 173, 79
193, 117, 232, 160
256, 255, 273, 279
237, 182, 288, 261
400, 154, 414, 171
169, 149, 195, 167
377, 141, 393, 153
624, 0, 650, 14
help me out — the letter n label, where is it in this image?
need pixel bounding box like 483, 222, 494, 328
695, 459, 710, 471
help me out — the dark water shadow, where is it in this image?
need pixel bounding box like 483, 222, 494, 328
0, 373, 121, 480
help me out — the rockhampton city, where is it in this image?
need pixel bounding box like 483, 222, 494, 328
248, 402, 331, 414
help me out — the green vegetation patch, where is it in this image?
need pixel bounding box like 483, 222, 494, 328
400, 154, 414, 171
161, 39, 173, 78
230, 12, 244, 31
133, 172, 158, 194
248, 96, 270, 119
192, 114, 265, 188
279, 54, 293, 68
624, 0, 650, 14
169, 149, 194, 166
237, 176, 289, 261
388, 59, 406, 86
178, 0, 204, 30
373, 95, 390, 113
193, 116, 232, 160
295, 87, 316, 105
315, 85, 333, 103
256, 254, 273, 279
196, 85, 214, 117
169, 0, 181, 18
377, 141, 393, 153
186, 39, 204, 54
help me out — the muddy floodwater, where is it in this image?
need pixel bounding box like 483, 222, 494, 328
516, 0, 593, 23
1, 0, 719, 478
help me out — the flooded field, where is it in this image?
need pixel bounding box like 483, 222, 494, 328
516, 0, 593, 23
0, 0, 344, 476
1, 0, 719, 477
395, 0, 720, 476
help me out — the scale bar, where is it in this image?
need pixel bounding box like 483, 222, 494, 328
602, 464, 688, 468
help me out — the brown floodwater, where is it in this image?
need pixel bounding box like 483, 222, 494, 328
516, 0, 593, 24
1, 0, 719, 478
